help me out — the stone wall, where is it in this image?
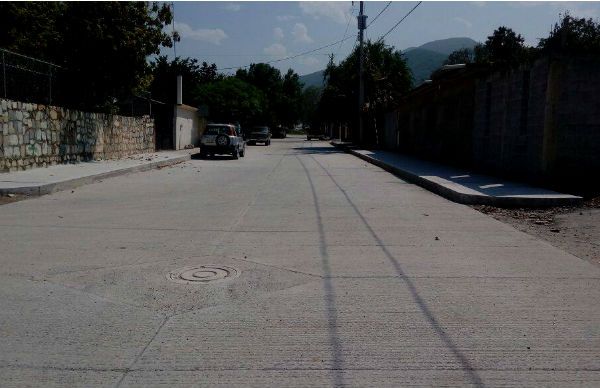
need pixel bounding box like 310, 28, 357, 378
0, 99, 154, 172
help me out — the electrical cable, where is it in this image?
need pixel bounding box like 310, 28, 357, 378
217, 36, 355, 71
367, 1, 392, 28
377, 1, 422, 43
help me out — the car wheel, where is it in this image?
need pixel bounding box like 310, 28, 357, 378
216, 134, 230, 147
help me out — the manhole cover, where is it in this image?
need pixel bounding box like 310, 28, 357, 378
167, 265, 240, 284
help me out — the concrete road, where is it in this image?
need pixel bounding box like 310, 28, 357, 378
1, 137, 598, 387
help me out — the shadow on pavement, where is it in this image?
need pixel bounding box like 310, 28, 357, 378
297, 155, 346, 387
308, 154, 485, 388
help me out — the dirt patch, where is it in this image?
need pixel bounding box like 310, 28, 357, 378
472, 197, 600, 267
0, 193, 29, 206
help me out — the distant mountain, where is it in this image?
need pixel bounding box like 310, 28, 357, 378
409, 37, 477, 56
404, 37, 478, 85
299, 70, 325, 89
402, 49, 448, 85
298, 37, 478, 89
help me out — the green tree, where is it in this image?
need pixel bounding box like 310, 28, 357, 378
316, 40, 412, 143
0, 2, 174, 111
195, 77, 265, 125
149, 56, 221, 105
538, 12, 600, 55
444, 48, 474, 65
235, 63, 304, 126
474, 26, 530, 66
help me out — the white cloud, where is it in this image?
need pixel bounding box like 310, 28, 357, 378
223, 3, 241, 12
273, 27, 284, 41
277, 15, 295, 22
292, 23, 313, 43
453, 17, 473, 29
174, 22, 227, 45
299, 2, 352, 24
264, 43, 288, 57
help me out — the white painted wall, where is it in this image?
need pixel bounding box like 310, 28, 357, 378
173, 105, 200, 150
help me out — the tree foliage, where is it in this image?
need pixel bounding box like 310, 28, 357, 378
538, 12, 600, 55
474, 26, 530, 66
444, 48, 474, 65
195, 78, 265, 125
150, 56, 222, 105
0, 2, 174, 111
316, 40, 412, 130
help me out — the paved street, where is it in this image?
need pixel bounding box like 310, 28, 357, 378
1, 136, 599, 387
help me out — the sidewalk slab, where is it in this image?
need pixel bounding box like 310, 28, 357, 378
332, 142, 582, 207
0, 148, 197, 196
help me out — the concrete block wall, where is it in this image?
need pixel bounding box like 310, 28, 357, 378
0, 99, 155, 172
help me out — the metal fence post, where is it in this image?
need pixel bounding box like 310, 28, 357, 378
2, 51, 6, 98
48, 64, 52, 105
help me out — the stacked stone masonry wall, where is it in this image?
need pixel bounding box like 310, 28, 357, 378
0, 99, 155, 172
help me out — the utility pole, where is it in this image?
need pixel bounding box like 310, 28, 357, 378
357, 2, 367, 144
172, 2, 177, 59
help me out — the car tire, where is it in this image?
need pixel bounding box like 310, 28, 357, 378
216, 134, 230, 147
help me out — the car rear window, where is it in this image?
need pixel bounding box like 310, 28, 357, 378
205, 126, 231, 135
252, 127, 269, 133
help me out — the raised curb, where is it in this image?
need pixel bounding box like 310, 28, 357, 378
332, 142, 582, 208
0, 154, 192, 197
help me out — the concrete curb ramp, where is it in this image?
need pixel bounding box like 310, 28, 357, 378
0, 153, 193, 196
332, 143, 582, 207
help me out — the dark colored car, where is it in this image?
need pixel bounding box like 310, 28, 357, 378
306, 126, 327, 141
247, 126, 271, 146
271, 126, 287, 138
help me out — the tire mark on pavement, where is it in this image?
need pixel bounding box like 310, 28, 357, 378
310, 154, 485, 387
297, 155, 346, 387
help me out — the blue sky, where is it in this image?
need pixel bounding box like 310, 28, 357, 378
163, 1, 600, 75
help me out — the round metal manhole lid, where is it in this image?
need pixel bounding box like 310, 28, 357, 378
167, 265, 240, 284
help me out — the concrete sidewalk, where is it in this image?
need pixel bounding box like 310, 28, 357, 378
332, 142, 581, 207
0, 148, 197, 196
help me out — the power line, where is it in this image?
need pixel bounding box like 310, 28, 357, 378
217, 35, 355, 71
367, 1, 392, 28
377, 1, 422, 43
335, 4, 356, 58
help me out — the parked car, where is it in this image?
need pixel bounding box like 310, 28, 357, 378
200, 123, 246, 159
247, 126, 271, 146
306, 126, 327, 141
271, 125, 287, 138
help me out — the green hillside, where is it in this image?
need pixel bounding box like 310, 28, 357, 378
298, 37, 478, 89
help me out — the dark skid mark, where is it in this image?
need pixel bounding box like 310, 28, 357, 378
297, 155, 346, 388
310, 155, 485, 388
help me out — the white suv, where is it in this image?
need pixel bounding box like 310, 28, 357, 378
200, 124, 246, 159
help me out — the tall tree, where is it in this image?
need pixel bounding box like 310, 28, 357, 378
444, 48, 474, 65
474, 26, 530, 66
195, 77, 265, 125
0, 2, 174, 111
149, 56, 222, 106
538, 12, 600, 55
316, 40, 412, 143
